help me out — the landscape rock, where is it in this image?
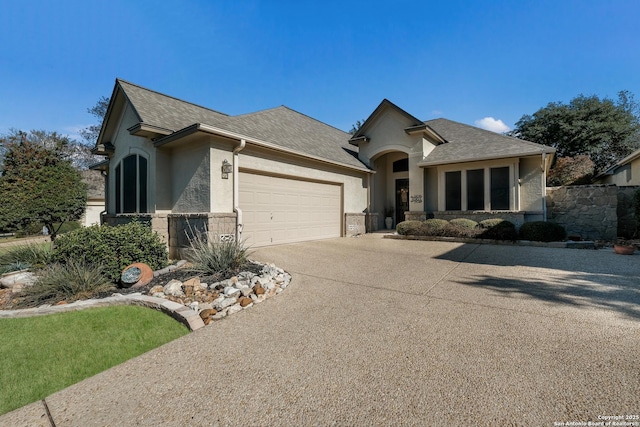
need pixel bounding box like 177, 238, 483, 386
164, 279, 185, 297
239, 296, 252, 307
199, 308, 216, 319
218, 297, 237, 310
227, 304, 242, 315
224, 287, 240, 297
0, 271, 36, 289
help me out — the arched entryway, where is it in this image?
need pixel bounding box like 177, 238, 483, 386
371, 151, 409, 229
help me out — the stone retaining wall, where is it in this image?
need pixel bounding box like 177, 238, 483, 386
546, 185, 618, 240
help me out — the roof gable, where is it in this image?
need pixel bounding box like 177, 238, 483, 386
350, 99, 424, 140
116, 79, 230, 132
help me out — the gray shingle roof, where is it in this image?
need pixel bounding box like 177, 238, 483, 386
117, 79, 229, 132
117, 80, 363, 170
218, 106, 362, 168
420, 118, 555, 166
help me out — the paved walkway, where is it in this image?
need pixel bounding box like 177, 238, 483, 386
2, 235, 639, 426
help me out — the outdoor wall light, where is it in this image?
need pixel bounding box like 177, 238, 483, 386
221, 159, 232, 179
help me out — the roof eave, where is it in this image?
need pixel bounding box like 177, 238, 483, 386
417, 150, 556, 167
127, 122, 173, 138
404, 124, 447, 144
155, 123, 373, 174
348, 135, 369, 146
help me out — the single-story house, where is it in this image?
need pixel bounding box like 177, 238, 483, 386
92, 79, 555, 256
594, 147, 640, 186
80, 170, 105, 227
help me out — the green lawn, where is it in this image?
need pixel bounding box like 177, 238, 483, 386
0, 305, 189, 415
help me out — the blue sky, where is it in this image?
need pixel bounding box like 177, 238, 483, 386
1, 0, 639, 140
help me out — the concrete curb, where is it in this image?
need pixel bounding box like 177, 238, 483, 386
0, 293, 205, 331
384, 233, 597, 249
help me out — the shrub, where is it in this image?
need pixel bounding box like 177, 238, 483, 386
0, 243, 53, 269
442, 223, 481, 238
187, 232, 250, 277
422, 219, 449, 234
519, 221, 566, 242
53, 222, 168, 283
13, 260, 114, 308
449, 218, 479, 229
396, 221, 424, 235
478, 220, 518, 241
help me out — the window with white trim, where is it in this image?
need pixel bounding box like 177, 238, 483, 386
115, 154, 148, 213
443, 166, 512, 211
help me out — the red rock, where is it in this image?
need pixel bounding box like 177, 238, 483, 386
254, 284, 265, 295
199, 308, 217, 319
239, 296, 252, 307
55, 301, 68, 305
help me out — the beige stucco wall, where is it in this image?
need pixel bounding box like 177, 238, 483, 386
155, 148, 172, 212
602, 157, 640, 186
81, 200, 104, 227
519, 155, 545, 212
108, 104, 156, 213
170, 140, 211, 213
357, 108, 434, 166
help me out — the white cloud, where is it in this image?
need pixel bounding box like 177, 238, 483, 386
63, 125, 90, 141
474, 117, 511, 133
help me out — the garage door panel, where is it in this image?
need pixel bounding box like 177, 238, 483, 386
240, 172, 341, 247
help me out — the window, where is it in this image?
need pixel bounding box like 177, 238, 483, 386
443, 165, 512, 211
393, 158, 409, 172
466, 169, 484, 210
490, 167, 509, 210
115, 154, 148, 213
445, 171, 462, 210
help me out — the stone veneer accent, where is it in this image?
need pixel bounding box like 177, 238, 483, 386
366, 213, 379, 232
404, 211, 427, 222
168, 213, 237, 259
345, 213, 366, 236
104, 213, 238, 259
546, 185, 618, 241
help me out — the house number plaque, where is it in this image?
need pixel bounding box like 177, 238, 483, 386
410, 195, 423, 203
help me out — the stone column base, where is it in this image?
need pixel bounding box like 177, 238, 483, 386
404, 211, 427, 222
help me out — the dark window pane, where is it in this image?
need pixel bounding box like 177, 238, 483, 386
445, 171, 462, 210
467, 169, 484, 210
490, 167, 509, 210
139, 156, 147, 213
122, 155, 137, 213
115, 164, 121, 213
393, 158, 409, 172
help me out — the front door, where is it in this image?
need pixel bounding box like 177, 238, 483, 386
395, 178, 409, 225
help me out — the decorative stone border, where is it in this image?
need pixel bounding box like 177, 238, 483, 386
0, 261, 292, 332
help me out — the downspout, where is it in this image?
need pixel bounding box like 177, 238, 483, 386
233, 139, 246, 241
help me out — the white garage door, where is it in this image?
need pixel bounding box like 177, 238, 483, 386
239, 172, 342, 247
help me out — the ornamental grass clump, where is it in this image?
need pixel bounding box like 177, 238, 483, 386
13, 260, 114, 308
187, 232, 250, 278
0, 243, 53, 270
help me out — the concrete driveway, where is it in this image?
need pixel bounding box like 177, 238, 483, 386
3, 235, 639, 426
